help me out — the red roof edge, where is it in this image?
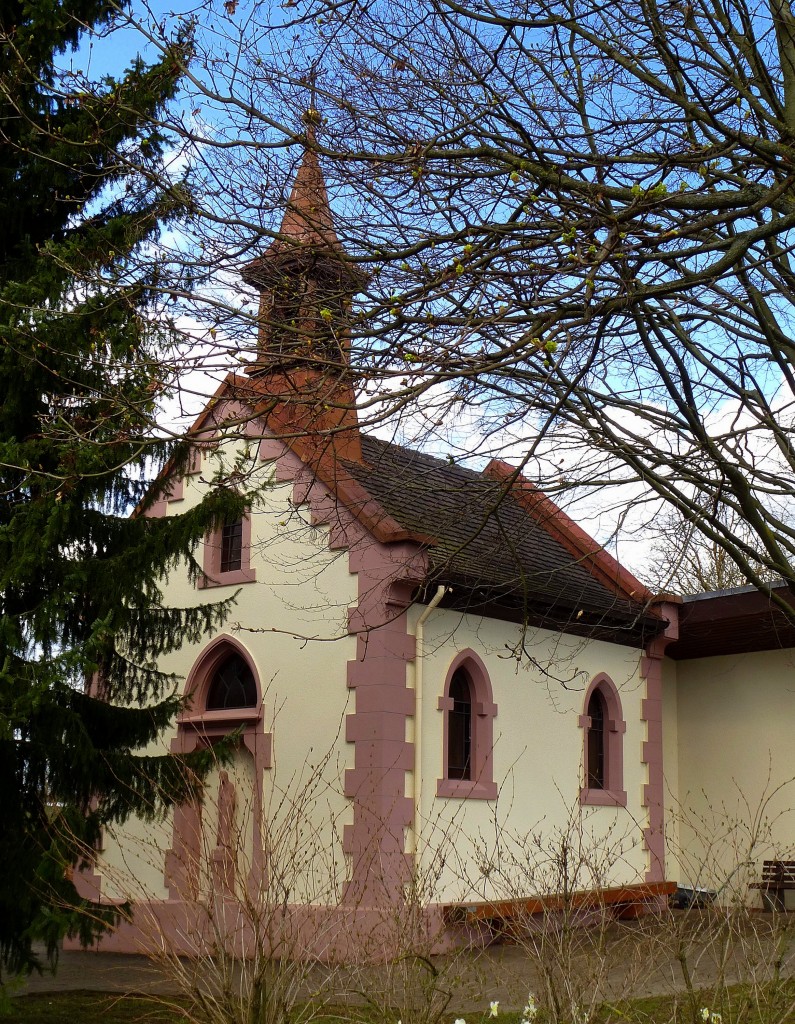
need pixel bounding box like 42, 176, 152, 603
289, 436, 434, 546
484, 459, 671, 609
133, 376, 235, 518
145, 373, 431, 548
232, 372, 432, 545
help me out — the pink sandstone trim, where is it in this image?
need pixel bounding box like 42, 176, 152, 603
183, 374, 430, 544
198, 512, 257, 588
142, 496, 167, 519
436, 649, 498, 801
140, 440, 206, 518
65, 897, 474, 961
70, 828, 108, 905
179, 632, 265, 719
144, 377, 430, 545
260, 433, 428, 906
165, 634, 271, 900
165, 446, 203, 506
165, 476, 184, 503
343, 538, 427, 904
210, 769, 236, 894
641, 602, 679, 883
578, 672, 627, 808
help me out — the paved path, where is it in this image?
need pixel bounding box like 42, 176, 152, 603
13, 913, 795, 1013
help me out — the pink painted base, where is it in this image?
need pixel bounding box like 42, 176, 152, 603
63, 900, 479, 962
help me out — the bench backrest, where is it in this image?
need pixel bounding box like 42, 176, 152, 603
761, 860, 795, 883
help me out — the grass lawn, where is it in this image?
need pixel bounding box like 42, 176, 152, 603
2, 991, 186, 1023
6, 987, 795, 1024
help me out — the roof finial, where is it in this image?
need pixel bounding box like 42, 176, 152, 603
302, 105, 321, 134
303, 65, 321, 134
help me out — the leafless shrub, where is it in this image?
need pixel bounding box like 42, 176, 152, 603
93, 743, 350, 1024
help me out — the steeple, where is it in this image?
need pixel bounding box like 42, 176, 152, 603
239, 130, 366, 464
268, 141, 341, 254
241, 136, 366, 374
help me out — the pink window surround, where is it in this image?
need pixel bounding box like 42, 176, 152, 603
198, 513, 256, 588
177, 634, 266, 747
437, 650, 498, 800
165, 445, 203, 506
165, 635, 271, 900
578, 673, 627, 807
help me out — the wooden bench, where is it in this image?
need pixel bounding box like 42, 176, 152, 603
443, 881, 676, 936
750, 860, 795, 912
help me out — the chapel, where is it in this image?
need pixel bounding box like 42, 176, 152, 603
78, 145, 795, 956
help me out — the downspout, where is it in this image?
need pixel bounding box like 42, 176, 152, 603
408, 585, 447, 862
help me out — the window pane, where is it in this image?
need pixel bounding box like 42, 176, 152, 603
206, 654, 257, 710
587, 689, 606, 789
448, 670, 472, 780
220, 518, 243, 573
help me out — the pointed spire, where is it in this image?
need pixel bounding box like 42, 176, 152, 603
241, 130, 355, 289
238, 122, 365, 465
240, 128, 367, 375
273, 136, 342, 255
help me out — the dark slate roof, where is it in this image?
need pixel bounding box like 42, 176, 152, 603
344, 435, 661, 645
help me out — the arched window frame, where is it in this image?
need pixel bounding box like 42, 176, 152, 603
166, 636, 271, 901
177, 635, 266, 746
437, 650, 498, 800
578, 673, 627, 807
447, 669, 473, 781
199, 513, 256, 589
205, 650, 258, 712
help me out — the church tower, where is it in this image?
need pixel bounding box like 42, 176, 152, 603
239, 132, 367, 463
241, 135, 366, 376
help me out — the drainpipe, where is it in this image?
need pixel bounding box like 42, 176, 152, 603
408, 585, 447, 862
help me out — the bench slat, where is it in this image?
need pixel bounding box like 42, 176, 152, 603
443, 881, 675, 925
750, 861, 795, 902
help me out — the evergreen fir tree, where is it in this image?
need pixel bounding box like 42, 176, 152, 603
0, 0, 242, 976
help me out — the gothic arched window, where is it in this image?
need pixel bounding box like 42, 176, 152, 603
437, 650, 498, 800
447, 669, 473, 780
579, 675, 627, 807
206, 652, 258, 711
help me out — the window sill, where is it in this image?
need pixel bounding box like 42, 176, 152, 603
198, 568, 257, 589
437, 778, 497, 800
180, 706, 261, 725
178, 707, 262, 739
580, 787, 627, 807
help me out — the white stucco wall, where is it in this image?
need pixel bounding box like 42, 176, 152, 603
674, 648, 795, 898
408, 605, 651, 904
99, 437, 357, 906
